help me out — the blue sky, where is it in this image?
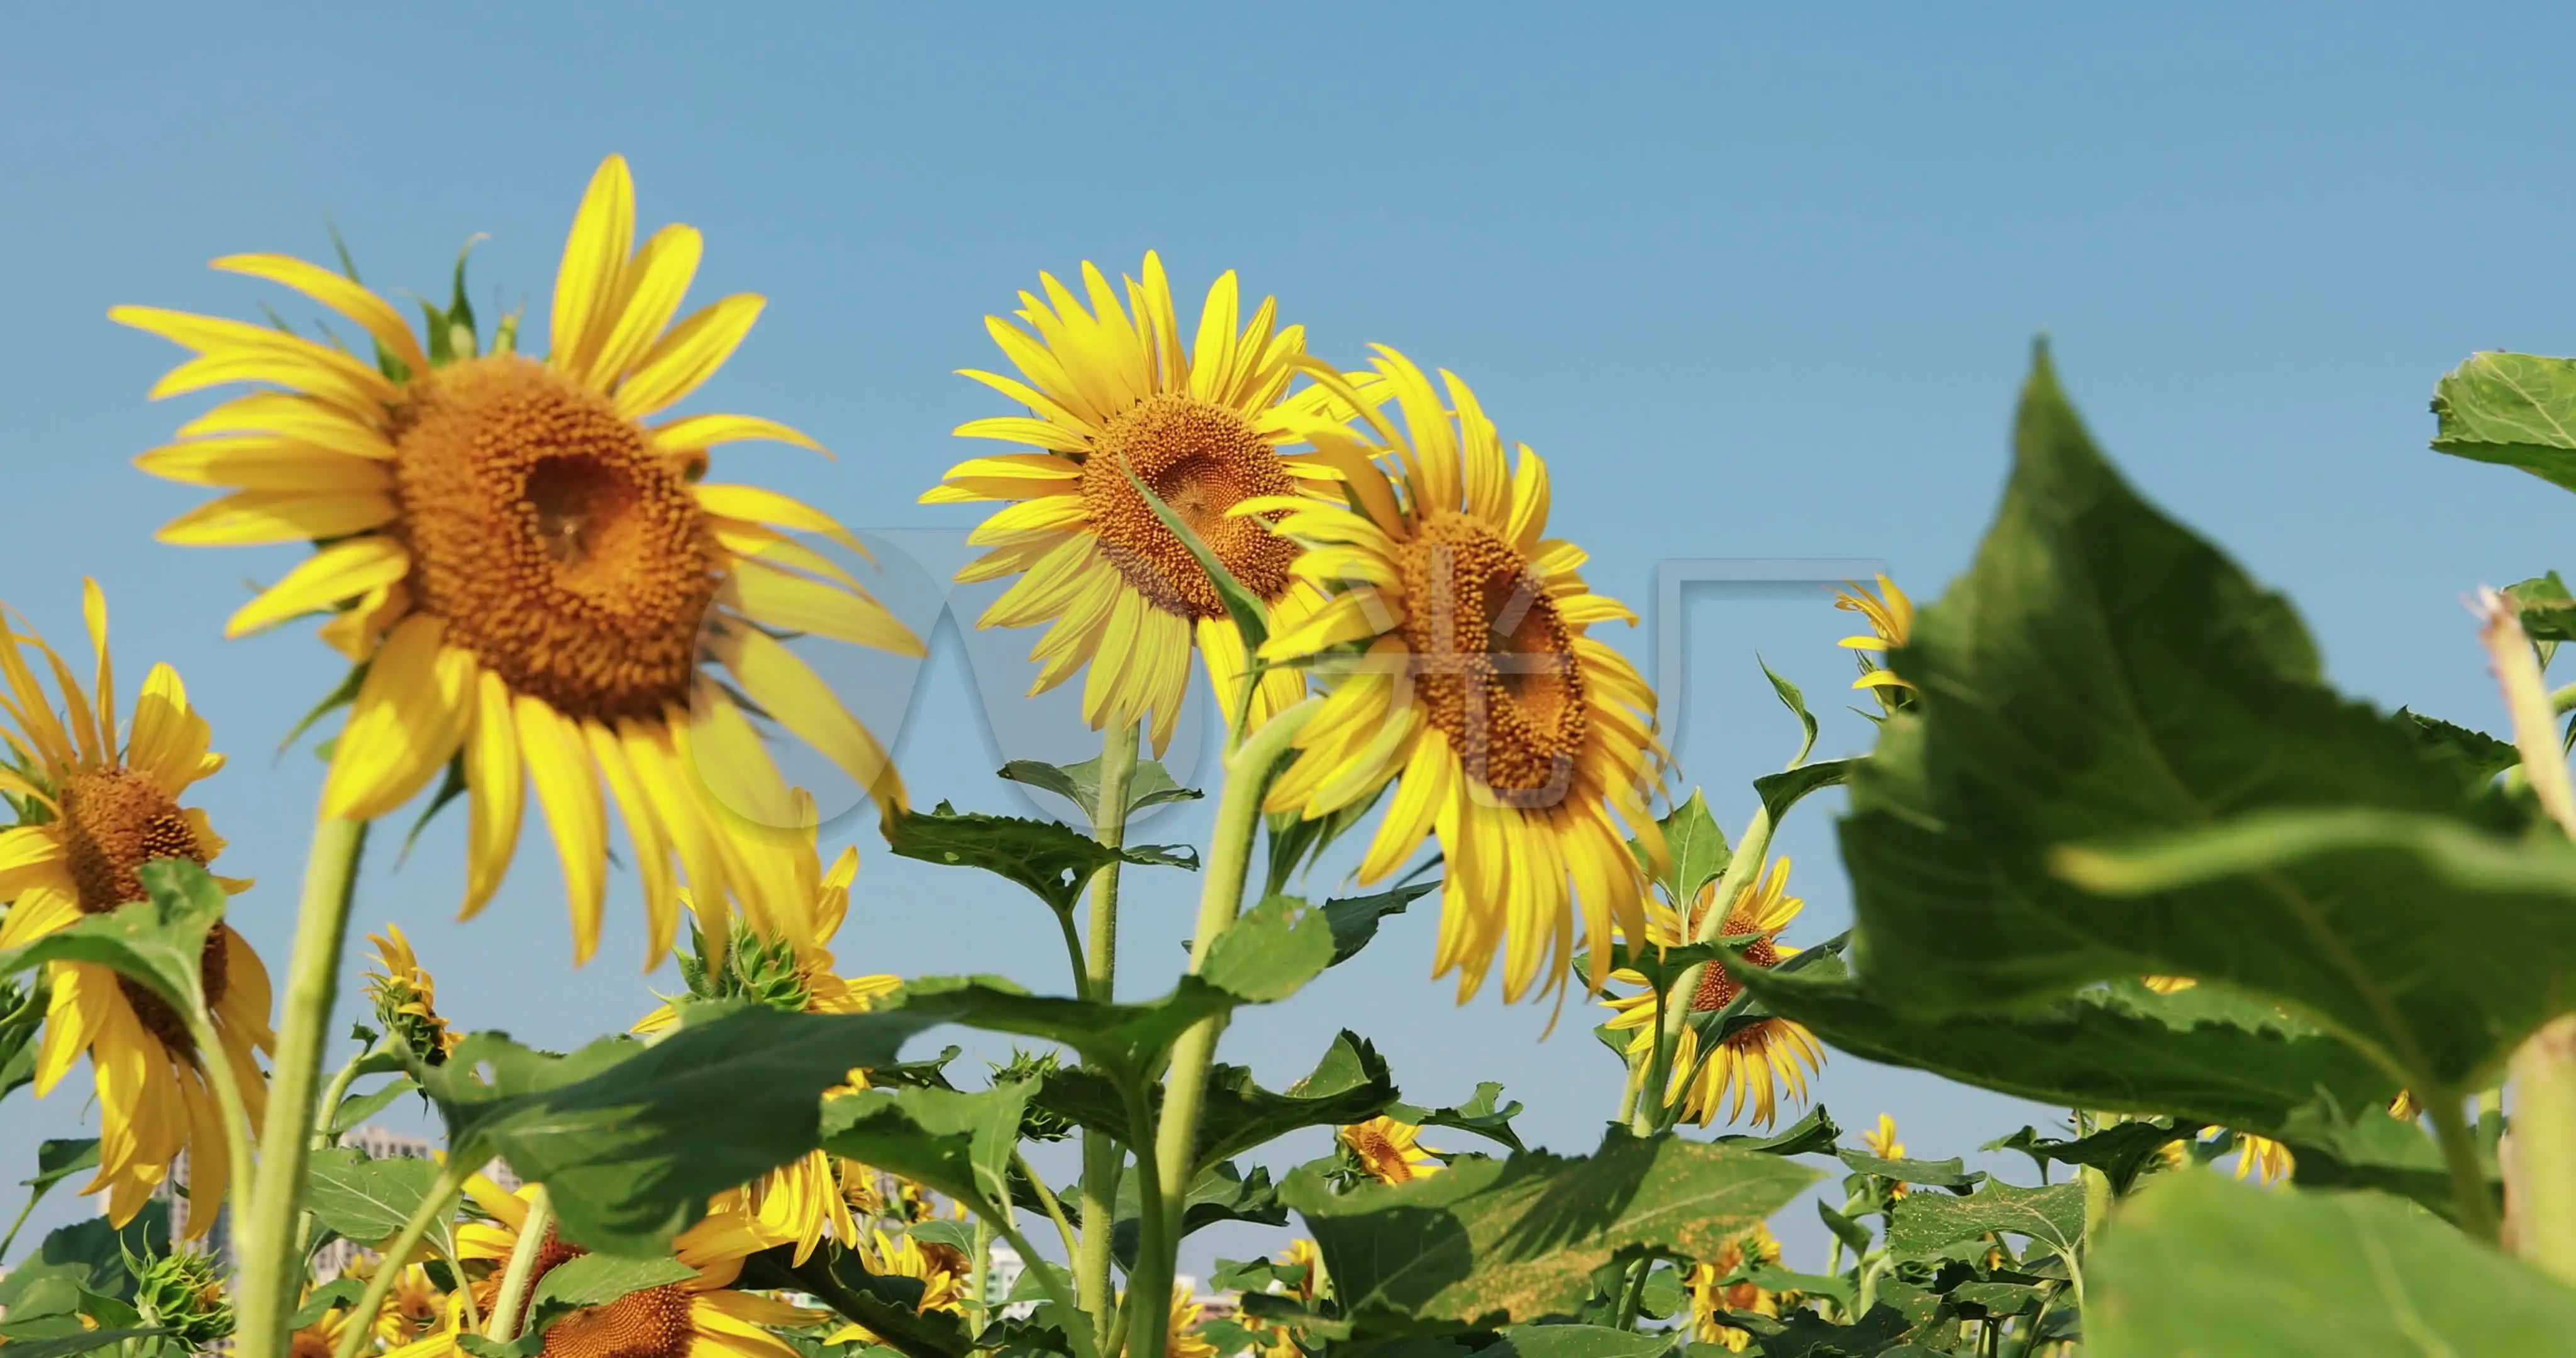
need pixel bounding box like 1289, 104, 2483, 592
6, 3, 2575, 1276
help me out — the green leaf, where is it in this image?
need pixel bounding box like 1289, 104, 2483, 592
998, 756, 1201, 822
1985, 1119, 2197, 1196
526, 1253, 699, 1320
0, 1330, 173, 1358
2397, 708, 2523, 780
816, 1080, 1035, 1216
1387, 1083, 1528, 1154
1323, 881, 1437, 966
735, 1243, 971, 1358
1201, 893, 1335, 1003
1737, 951, 2401, 1140
2273, 1093, 2501, 1226
1835, 1151, 1984, 1191
2, 1137, 101, 1261
0, 1206, 168, 1309
0, 861, 226, 1017
2429, 350, 2576, 494
1479, 1325, 1678, 1358
1715, 1105, 1841, 1157
328, 1075, 423, 1136
891, 974, 1235, 1081
289, 1279, 368, 1330
0, 974, 45, 1103
1279, 1128, 1819, 1338
886, 802, 1197, 916
304, 1146, 443, 1246
413, 1003, 948, 1257
1112, 1161, 1285, 1269
1750, 759, 1853, 828
1884, 1181, 2085, 1262
1633, 790, 1728, 907
2089, 1172, 2576, 1356
1196, 1031, 1398, 1173
1761, 658, 1819, 768
1263, 781, 1394, 899
1835, 347, 2553, 1091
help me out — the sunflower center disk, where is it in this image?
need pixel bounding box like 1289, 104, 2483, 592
1348, 1127, 1412, 1180
1080, 393, 1299, 621
1396, 513, 1590, 800
493, 1230, 696, 1358
59, 766, 226, 1052
391, 355, 718, 724
1690, 936, 1779, 1012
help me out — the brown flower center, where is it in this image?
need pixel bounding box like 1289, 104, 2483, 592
1348, 1127, 1413, 1183
59, 767, 225, 1055
480, 1228, 696, 1358
1079, 393, 1301, 621
1394, 512, 1589, 800
1690, 935, 1780, 1013
391, 355, 718, 724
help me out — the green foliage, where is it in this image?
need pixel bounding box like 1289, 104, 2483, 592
0, 1205, 170, 1310
998, 755, 1202, 823
1321, 881, 1438, 967
2429, 350, 2576, 493
1883, 1183, 2085, 1263
1633, 790, 1729, 907
130, 1247, 233, 1347
0, 861, 227, 1021
2089, 1172, 2576, 1355
887, 802, 1197, 916
1279, 1129, 1819, 1339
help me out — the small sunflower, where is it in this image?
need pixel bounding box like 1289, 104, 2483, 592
2141, 975, 2196, 995
289, 1293, 355, 1358
634, 805, 899, 1263
1833, 574, 1913, 713
361, 1257, 449, 1349
365, 925, 462, 1064
923, 253, 1365, 753
822, 1228, 965, 1346
1339, 1116, 1443, 1186
389, 1175, 814, 1358
1275, 1238, 1326, 1304
1602, 859, 1825, 1129
1251, 348, 1666, 1004
115, 154, 918, 968
1861, 1113, 1909, 1199
1687, 1223, 1784, 1354
0, 582, 270, 1237
1165, 1288, 1218, 1358
2224, 1131, 2294, 1184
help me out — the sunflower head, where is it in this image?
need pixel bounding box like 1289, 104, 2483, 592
132, 1248, 235, 1347
116, 154, 917, 970
1340, 1115, 1443, 1186
1253, 347, 1667, 1005
365, 924, 462, 1064
1687, 1225, 1784, 1351
926, 252, 1368, 753
1601, 860, 1823, 1130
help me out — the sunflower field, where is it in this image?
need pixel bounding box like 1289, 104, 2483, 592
6, 150, 2576, 1358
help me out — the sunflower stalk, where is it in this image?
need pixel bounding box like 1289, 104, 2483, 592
485, 1186, 555, 1342
232, 813, 370, 1358
177, 985, 257, 1269
2481, 590, 2576, 1264
332, 1157, 472, 1358
1075, 721, 1140, 1347
1133, 697, 1322, 1358
1635, 802, 1776, 1137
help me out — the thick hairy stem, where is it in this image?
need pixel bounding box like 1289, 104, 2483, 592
1076, 722, 1140, 1351
484, 1188, 555, 1342
232, 813, 370, 1358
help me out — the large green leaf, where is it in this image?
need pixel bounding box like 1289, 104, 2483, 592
998, 756, 1201, 822
2429, 350, 2576, 494
1632, 790, 1728, 907
1323, 881, 1438, 966
1388, 1083, 1529, 1155
1836, 348, 2554, 1089
414, 1004, 948, 1256
736, 1243, 970, 1358
0, 1206, 168, 1309
816, 1080, 1034, 1215
1884, 1181, 2085, 1262
1195, 1030, 1398, 1172
304, 1146, 446, 1248
1200, 893, 1335, 1003
1736, 949, 2401, 1137
1279, 1129, 1819, 1337
0, 974, 43, 1101
1111, 1161, 1285, 1269
0, 861, 226, 1016
2089, 1172, 2576, 1356
886, 802, 1197, 915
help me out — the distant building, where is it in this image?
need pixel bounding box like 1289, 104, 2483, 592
116, 1151, 233, 1277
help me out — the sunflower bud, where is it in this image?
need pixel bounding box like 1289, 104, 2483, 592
991, 1049, 1073, 1142
131, 1249, 235, 1348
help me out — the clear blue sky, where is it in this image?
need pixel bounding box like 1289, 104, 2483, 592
6, 3, 2573, 1276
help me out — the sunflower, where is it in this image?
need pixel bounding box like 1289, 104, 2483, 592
289, 1293, 357, 1358
633, 804, 900, 1263
923, 253, 1367, 754
1861, 1113, 1909, 1199
114, 153, 918, 968
1339, 1117, 1443, 1186
1275, 1238, 1325, 1304
0, 581, 271, 1237
1165, 1288, 1218, 1358
360, 1257, 449, 1349
365, 925, 462, 1064
2224, 1132, 2294, 1184
1602, 859, 1825, 1129
821, 1228, 965, 1346
1687, 1223, 1784, 1354
1833, 574, 1913, 712
389, 1175, 814, 1358
1250, 348, 1665, 1004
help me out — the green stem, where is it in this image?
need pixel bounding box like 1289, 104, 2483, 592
311, 1042, 379, 1149
179, 996, 257, 1264
233, 813, 369, 1358
1076, 721, 1139, 1352
1120, 1081, 1171, 1358
992, 1218, 1099, 1358
2509, 1018, 2576, 1277
484, 1186, 553, 1342
1611, 1256, 1652, 1331
1056, 912, 1092, 1005
1134, 698, 1322, 1358
1017, 1149, 1081, 1264
967, 1212, 996, 1333
2427, 1088, 2502, 1244
1636, 803, 1776, 1137
333, 1159, 469, 1358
